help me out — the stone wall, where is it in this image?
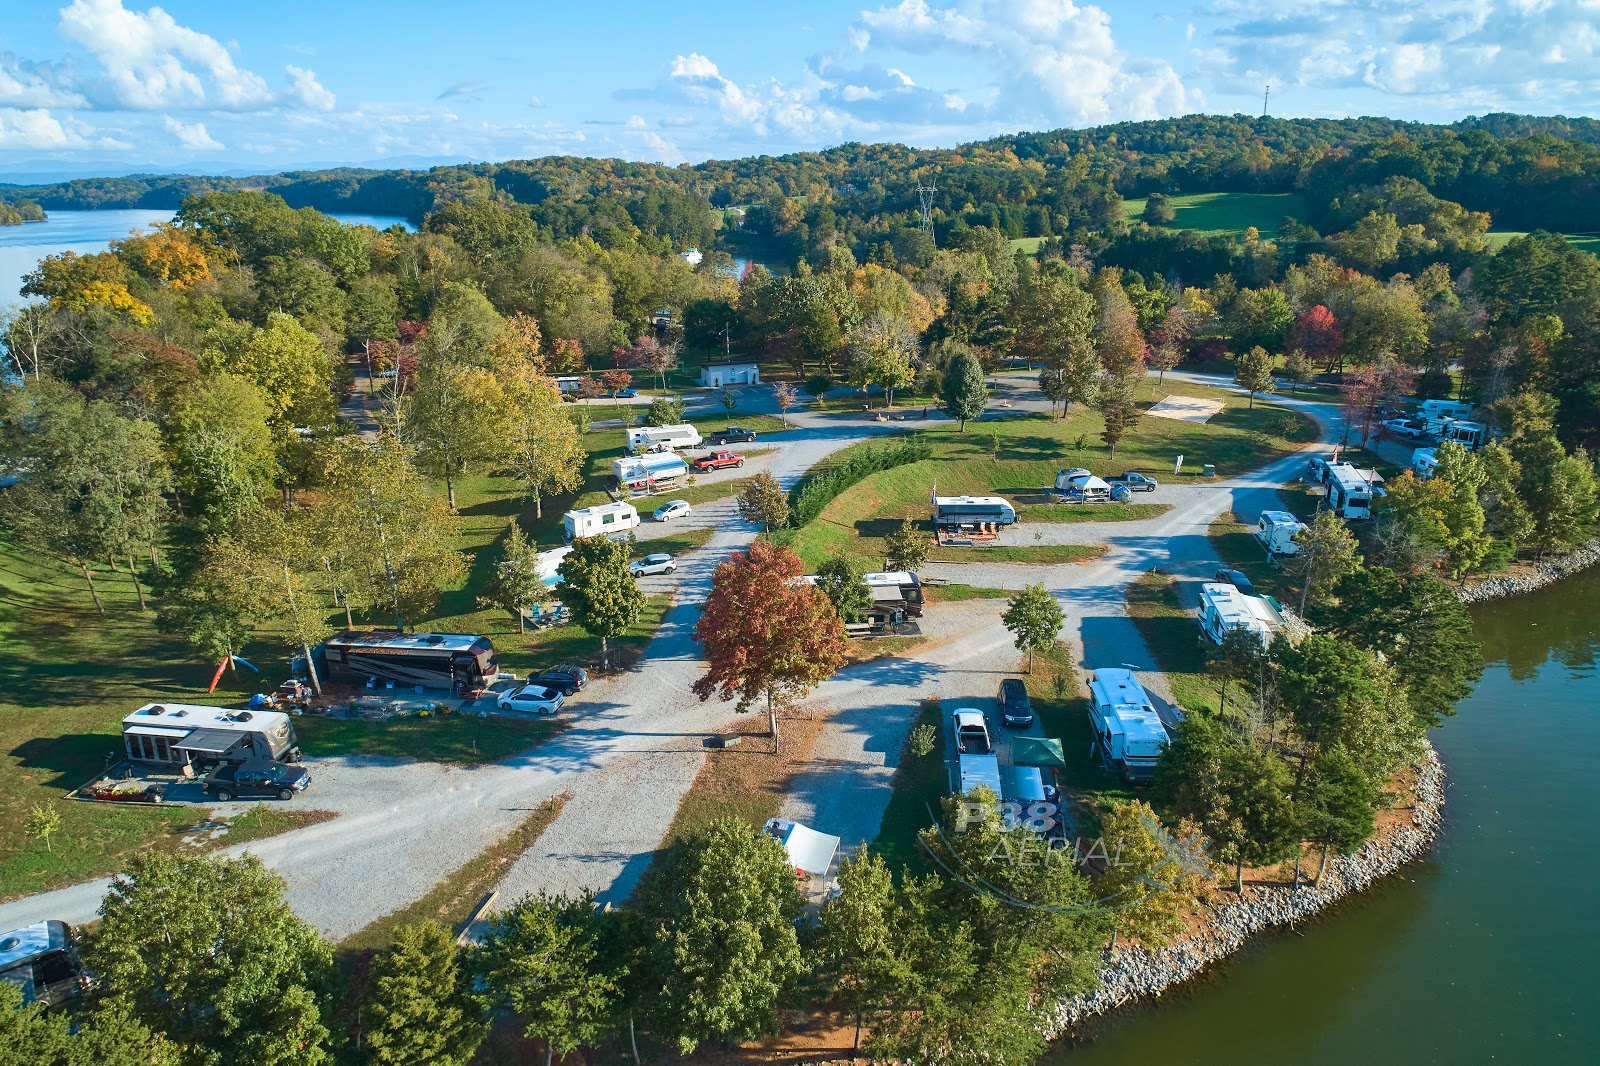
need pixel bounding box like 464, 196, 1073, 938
1044, 741, 1445, 1035
1457, 540, 1600, 604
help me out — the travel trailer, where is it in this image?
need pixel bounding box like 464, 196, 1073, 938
1413, 447, 1440, 479
1326, 464, 1378, 519
625, 424, 702, 455
1255, 510, 1306, 555
120, 703, 301, 769
1198, 582, 1287, 647
932, 495, 1018, 528
563, 501, 641, 541
1054, 468, 1112, 501
1085, 668, 1169, 783
611, 451, 689, 493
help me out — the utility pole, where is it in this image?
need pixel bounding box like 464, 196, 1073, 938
1263, 85, 1270, 118
721, 321, 731, 359
916, 178, 938, 248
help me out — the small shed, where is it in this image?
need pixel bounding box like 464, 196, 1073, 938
763, 818, 840, 876
699, 361, 760, 387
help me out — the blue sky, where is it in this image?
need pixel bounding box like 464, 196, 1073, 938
2, 0, 1598, 177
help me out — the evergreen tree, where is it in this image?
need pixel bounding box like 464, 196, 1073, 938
883, 518, 930, 572
940, 348, 988, 430
0, 984, 177, 1066
474, 894, 621, 1066
556, 535, 647, 669
480, 519, 550, 634
735, 470, 791, 531
816, 849, 908, 1053
1299, 747, 1378, 885
1096, 800, 1204, 947
364, 921, 486, 1066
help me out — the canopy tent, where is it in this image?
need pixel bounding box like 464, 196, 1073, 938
1011, 736, 1066, 768
763, 818, 840, 877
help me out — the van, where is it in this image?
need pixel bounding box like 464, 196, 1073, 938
998, 678, 1034, 728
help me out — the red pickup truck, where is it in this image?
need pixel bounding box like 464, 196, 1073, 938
693, 450, 746, 471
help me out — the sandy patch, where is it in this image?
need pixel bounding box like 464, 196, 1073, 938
1148, 395, 1225, 423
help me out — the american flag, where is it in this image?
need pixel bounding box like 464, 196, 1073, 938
930, 481, 937, 506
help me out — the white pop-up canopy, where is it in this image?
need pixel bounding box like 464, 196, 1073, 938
763, 818, 840, 876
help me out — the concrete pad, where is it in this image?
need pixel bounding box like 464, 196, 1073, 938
1148, 395, 1224, 423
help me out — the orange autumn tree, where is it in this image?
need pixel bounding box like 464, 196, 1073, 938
693, 540, 847, 750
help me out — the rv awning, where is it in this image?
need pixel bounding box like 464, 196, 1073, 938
171, 728, 246, 754
1010, 737, 1066, 768
763, 819, 840, 876
124, 725, 189, 739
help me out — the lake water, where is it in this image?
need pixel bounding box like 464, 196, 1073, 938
0, 208, 414, 306
1047, 569, 1600, 1064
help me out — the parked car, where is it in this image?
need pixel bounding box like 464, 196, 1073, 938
630, 553, 677, 577
997, 678, 1034, 728
1106, 471, 1159, 492
497, 684, 566, 716
709, 426, 758, 444
653, 500, 692, 522
1214, 567, 1256, 596
530, 665, 589, 695
203, 759, 310, 802
613, 387, 638, 398
952, 709, 993, 755
1381, 417, 1421, 438
693, 450, 745, 471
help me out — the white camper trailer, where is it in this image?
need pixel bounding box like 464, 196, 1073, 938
1413, 447, 1439, 479
1086, 669, 1169, 783
1053, 468, 1112, 501
1326, 464, 1377, 519
1419, 399, 1473, 422
625, 424, 702, 455
1440, 419, 1487, 449
121, 703, 301, 769
611, 451, 689, 493
1198, 582, 1285, 646
932, 495, 1018, 528
563, 501, 640, 542
1256, 510, 1306, 555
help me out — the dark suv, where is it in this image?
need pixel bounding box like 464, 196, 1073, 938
530, 665, 589, 696
203, 759, 310, 802
998, 678, 1034, 728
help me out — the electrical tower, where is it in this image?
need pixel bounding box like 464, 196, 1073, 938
916, 179, 938, 247
1263, 85, 1270, 118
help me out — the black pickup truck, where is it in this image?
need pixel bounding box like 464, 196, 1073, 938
708, 426, 758, 444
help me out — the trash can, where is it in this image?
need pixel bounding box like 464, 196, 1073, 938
1202, 463, 1216, 477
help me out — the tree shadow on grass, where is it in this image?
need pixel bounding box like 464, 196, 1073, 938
9, 733, 118, 790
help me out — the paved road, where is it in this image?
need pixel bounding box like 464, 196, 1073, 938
0, 372, 1351, 936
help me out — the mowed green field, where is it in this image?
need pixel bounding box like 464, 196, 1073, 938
789, 380, 1315, 567
1484, 229, 1600, 255
1121, 192, 1312, 239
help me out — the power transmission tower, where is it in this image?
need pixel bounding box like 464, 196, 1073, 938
1262, 85, 1270, 118
916, 179, 938, 247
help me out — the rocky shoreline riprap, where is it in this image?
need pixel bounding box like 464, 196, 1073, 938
1457, 539, 1600, 604
1045, 740, 1445, 1035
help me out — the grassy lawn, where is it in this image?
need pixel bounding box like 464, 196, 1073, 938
631, 526, 716, 557
1009, 236, 1046, 255
870, 700, 946, 875
925, 543, 1105, 564
1125, 571, 1220, 716
790, 379, 1313, 567
1018, 641, 1136, 836
664, 714, 825, 845
1121, 192, 1312, 238
924, 583, 1014, 603
1485, 229, 1600, 256
296, 714, 566, 765
339, 794, 568, 954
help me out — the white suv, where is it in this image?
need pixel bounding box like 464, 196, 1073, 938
630, 553, 677, 577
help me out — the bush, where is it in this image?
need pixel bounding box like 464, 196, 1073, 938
787, 434, 933, 527
907, 722, 937, 758
643, 396, 685, 426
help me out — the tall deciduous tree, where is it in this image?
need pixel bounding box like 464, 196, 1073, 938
473, 893, 621, 1066
166, 372, 280, 534
736, 470, 790, 531
211, 311, 336, 430
404, 359, 513, 509
1284, 508, 1361, 612
846, 311, 919, 408
1001, 584, 1064, 672
692, 539, 847, 745
1233, 345, 1276, 408
633, 818, 805, 1055
0, 983, 177, 1066
816, 849, 908, 1054
557, 535, 646, 670
1013, 262, 1098, 416
815, 554, 872, 623
363, 921, 486, 1066
940, 347, 988, 430
502, 374, 584, 520
1288, 304, 1343, 373
87, 853, 334, 1065
1096, 800, 1204, 947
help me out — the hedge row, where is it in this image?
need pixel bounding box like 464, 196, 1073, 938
788, 435, 932, 527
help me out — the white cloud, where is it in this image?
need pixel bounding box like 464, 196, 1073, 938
162, 113, 222, 150
0, 55, 86, 108
58, 0, 271, 109
0, 106, 87, 148
284, 65, 334, 110
528, 95, 546, 108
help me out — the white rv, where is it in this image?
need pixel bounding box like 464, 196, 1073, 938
626, 423, 702, 455
121, 703, 301, 769
953, 754, 1003, 797
611, 451, 689, 492
1198, 582, 1284, 646
1440, 419, 1487, 450
563, 501, 640, 542
1326, 464, 1377, 519
1053, 468, 1112, 501
1413, 447, 1439, 479
932, 495, 1018, 528
1419, 399, 1473, 423
1256, 511, 1305, 555
1086, 669, 1169, 783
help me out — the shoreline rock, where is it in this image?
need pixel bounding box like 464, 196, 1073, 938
1044, 740, 1445, 1036
1456, 539, 1600, 604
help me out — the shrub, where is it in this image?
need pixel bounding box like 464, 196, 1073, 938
906, 722, 937, 758
787, 434, 932, 527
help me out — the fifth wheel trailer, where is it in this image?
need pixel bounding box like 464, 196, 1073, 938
1085, 668, 1170, 783
932, 495, 1018, 529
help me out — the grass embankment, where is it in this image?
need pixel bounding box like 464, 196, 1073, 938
339, 794, 568, 954
1121, 192, 1312, 239
1125, 571, 1220, 716
925, 583, 1015, 602
791, 380, 1313, 567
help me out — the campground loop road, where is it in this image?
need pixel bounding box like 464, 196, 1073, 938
0, 371, 1364, 937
